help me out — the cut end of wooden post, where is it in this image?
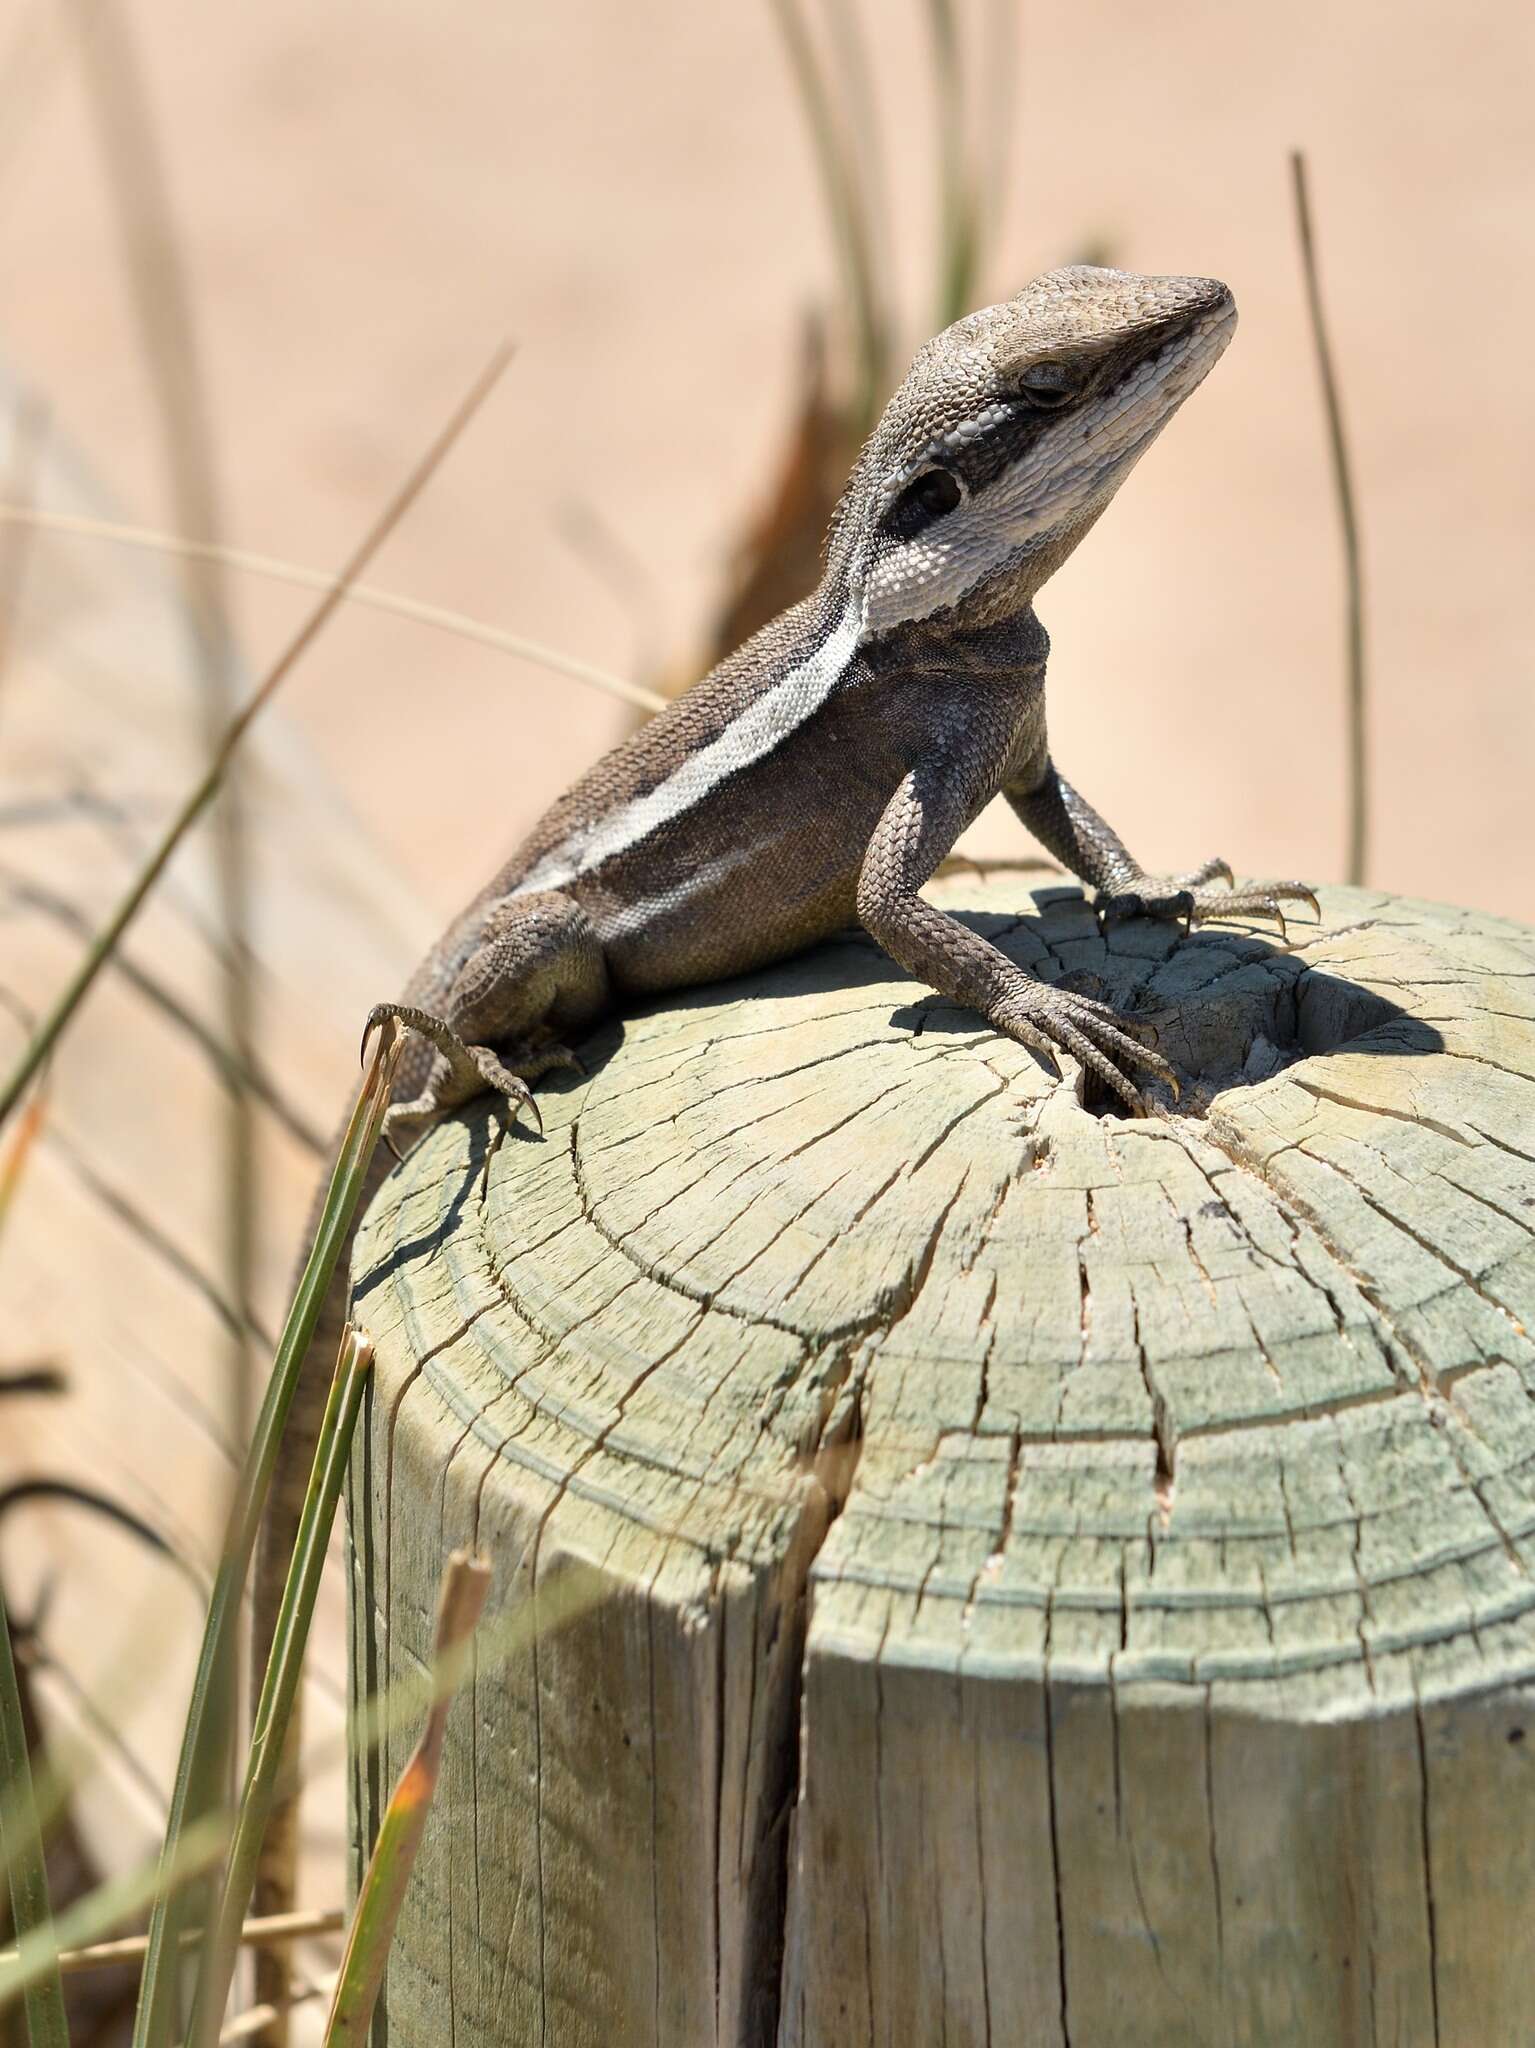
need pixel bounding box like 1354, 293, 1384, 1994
351, 875, 1535, 2045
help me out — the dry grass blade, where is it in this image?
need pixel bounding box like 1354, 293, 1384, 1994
68, 0, 258, 1470
0, 1059, 48, 1240
0, 1907, 345, 1980
0, 1813, 231, 2015
128, 1026, 403, 2048
1291, 148, 1368, 885
306, 1556, 606, 1790
322, 1551, 492, 2048
0, 392, 46, 719
219, 1974, 332, 2045
184, 1331, 375, 2048
0, 507, 665, 715
0, 342, 511, 1133
977, 0, 1019, 261
0, 1578, 68, 2047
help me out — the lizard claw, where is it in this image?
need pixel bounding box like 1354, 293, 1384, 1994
1097, 866, 1318, 937
365, 1001, 543, 1144
990, 980, 1179, 1113
361, 1002, 397, 1066
361, 1001, 449, 1069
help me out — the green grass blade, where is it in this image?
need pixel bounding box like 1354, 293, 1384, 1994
322, 1551, 491, 2048
0, 1581, 69, 2048
975, 0, 1019, 267
129, 1027, 403, 2048
0, 1814, 229, 2017
0, 344, 510, 1135
185, 1331, 375, 2048
822, 0, 889, 344
926, 0, 979, 328
767, 0, 888, 429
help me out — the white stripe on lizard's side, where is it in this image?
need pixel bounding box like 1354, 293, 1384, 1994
514, 599, 863, 895
598, 845, 755, 940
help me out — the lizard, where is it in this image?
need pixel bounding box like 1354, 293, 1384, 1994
250, 263, 1315, 1973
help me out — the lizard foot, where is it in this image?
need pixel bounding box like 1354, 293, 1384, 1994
991, 980, 1178, 1114
1097, 864, 1319, 938
364, 1001, 543, 1153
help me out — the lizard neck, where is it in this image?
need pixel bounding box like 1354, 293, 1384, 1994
861, 598, 1050, 681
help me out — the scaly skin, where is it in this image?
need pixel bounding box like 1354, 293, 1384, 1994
249, 266, 1315, 1991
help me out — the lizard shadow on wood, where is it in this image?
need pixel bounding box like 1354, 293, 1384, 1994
891, 893, 1443, 1118
350, 1108, 540, 1322
554, 889, 1444, 1129
353, 889, 1442, 1328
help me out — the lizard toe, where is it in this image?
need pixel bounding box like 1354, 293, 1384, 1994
994, 985, 1178, 1111
466, 1045, 543, 1137
1098, 884, 1196, 929
1187, 880, 1318, 936
1177, 856, 1234, 890
1099, 871, 1319, 940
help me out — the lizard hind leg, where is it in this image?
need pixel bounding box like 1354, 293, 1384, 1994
367, 1002, 542, 1151
374, 889, 609, 1151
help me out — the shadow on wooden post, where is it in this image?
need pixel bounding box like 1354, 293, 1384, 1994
348, 871, 1535, 2046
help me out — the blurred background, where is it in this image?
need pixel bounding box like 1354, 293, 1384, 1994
0, 0, 1532, 2037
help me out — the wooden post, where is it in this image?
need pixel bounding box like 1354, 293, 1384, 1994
348, 873, 1535, 2047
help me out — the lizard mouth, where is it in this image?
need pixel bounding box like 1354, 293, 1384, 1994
1100, 296, 1238, 451
856, 284, 1238, 631
1012, 294, 1238, 533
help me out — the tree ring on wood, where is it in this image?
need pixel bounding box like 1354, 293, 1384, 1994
352, 875, 1535, 2046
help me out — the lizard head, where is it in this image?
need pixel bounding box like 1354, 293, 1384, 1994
839, 266, 1236, 636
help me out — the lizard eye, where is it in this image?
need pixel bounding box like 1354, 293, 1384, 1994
888, 466, 963, 537
1017, 362, 1078, 409
910, 468, 962, 517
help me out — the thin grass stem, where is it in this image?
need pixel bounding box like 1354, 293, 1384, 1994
184, 1332, 374, 2048
977, 0, 1019, 265
0, 1578, 69, 2047
307, 1558, 608, 1787
0, 1060, 48, 1240
0, 1813, 230, 2016
128, 1026, 402, 2048
0, 344, 510, 1135
823, 0, 890, 329
67, 0, 259, 1506
0, 393, 47, 720
0, 507, 663, 716
767, 0, 888, 429
218, 1978, 331, 2047
1291, 149, 1367, 885
0, 1908, 345, 1980
926, 0, 979, 326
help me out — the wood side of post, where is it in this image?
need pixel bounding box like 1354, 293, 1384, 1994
349, 874, 1535, 2045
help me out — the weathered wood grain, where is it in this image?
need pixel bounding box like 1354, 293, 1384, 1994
352, 875, 1535, 2047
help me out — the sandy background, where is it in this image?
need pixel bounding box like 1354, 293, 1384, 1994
1, 0, 1533, 2031
5, 0, 1534, 925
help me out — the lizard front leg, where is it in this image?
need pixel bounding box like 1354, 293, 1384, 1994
857, 747, 1176, 1111
1008, 757, 1318, 933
